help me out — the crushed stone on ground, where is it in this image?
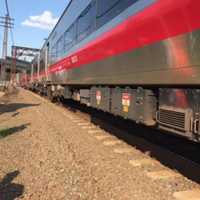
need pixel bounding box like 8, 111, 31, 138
0, 92, 4, 99
0, 89, 199, 200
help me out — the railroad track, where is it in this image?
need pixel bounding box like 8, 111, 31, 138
31, 90, 200, 186
56, 98, 200, 184
25, 88, 200, 200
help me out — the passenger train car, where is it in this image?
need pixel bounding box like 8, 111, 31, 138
26, 0, 200, 142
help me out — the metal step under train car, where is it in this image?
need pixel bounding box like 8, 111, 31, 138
22, 0, 200, 142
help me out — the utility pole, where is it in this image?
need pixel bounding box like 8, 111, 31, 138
0, 14, 14, 81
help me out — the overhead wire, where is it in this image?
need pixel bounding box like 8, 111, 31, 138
5, 0, 10, 16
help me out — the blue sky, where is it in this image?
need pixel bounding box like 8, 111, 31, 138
0, 0, 70, 56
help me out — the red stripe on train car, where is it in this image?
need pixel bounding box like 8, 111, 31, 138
41, 0, 200, 78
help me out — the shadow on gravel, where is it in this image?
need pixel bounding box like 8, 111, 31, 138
11, 112, 20, 117
0, 123, 30, 139
62, 99, 200, 185
0, 171, 24, 200
92, 116, 200, 184
0, 103, 40, 115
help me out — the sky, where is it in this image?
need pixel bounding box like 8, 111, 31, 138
0, 0, 70, 56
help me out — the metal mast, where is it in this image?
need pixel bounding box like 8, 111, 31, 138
0, 0, 14, 80
1, 15, 13, 59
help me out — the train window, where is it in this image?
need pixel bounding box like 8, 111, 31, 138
97, 0, 139, 28
51, 45, 57, 64
39, 52, 45, 72
56, 36, 64, 60
64, 23, 75, 51
77, 1, 96, 41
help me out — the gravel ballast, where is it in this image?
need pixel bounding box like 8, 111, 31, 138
0, 89, 199, 200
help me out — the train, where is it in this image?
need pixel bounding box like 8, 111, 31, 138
23, 0, 200, 142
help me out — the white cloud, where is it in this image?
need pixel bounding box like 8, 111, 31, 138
22, 11, 58, 30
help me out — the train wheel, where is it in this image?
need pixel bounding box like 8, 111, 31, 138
47, 87, 55, 102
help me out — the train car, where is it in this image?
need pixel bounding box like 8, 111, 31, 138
29, 0, 200, 142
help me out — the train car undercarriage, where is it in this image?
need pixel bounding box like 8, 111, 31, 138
30, 83, 200, 142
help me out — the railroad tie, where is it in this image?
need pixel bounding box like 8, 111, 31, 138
146, 170, 181, 180
129, 158, 159, 167
173, 189, 200, 200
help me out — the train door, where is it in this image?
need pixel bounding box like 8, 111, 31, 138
45, 42, 50, 81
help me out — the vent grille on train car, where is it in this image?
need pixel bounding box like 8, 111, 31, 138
158, 106, 193, 132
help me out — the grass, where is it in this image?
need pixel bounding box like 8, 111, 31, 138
0, 127, 14, 139
0, 124, 29, 139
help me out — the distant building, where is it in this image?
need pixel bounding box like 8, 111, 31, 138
0, 57, 31, 82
